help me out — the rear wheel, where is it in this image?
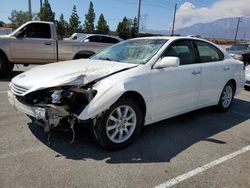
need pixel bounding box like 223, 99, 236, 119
90, 98, 143, 150
217, 82, 235, 111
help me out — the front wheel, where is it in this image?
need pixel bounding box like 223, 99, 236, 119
217, 82, 235, 111
91, 98, 143, 150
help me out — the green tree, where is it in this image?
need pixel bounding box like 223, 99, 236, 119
38, 0, 55, 22
116, 17, 130, 39
56, 14, 68, 39
130, 17, 138, 38
69, 5, 81, 35
96, 14, 109, 34
0, 21, 5, 27
8, 10, 33, 28
84, 1, 95, 33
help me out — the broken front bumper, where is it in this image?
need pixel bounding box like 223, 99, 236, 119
8, 91, 70, 124
8, 91, 78, 144
8, 91, 46, 120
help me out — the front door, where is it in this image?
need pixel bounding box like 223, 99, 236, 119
10, 23, 55, 63
150, 40, 201, 122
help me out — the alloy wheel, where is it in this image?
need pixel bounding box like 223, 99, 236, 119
221, 85, 233, 108
106, 105, 137, 143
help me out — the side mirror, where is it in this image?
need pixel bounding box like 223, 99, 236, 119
84, 39, 90, 42
154, 57, 180, 69
226, 47, 230, 51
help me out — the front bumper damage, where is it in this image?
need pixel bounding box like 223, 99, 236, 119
8, 91, 78, 145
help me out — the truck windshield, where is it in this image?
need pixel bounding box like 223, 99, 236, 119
91, 38, 167, 64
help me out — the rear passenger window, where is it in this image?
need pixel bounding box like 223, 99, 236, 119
88, 36, 101, 42
100, 36, 119, 44
162, 40, 195, 65
195, 41, 224, 63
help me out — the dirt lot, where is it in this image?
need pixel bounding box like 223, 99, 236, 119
0, 65, 250, 188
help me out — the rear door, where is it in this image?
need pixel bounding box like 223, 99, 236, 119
193, 40, 225, 106
10, 23, 56, 63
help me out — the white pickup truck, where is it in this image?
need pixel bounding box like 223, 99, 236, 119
0, 21, 121, 77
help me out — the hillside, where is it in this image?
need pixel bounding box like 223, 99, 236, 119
142, 17, 250, 40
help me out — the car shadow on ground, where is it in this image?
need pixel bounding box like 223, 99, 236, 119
0, 71, 24, 82
28, 98, 250, 164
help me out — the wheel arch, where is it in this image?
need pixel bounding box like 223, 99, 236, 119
227, 79, 236, 94
119, 91, 147, 121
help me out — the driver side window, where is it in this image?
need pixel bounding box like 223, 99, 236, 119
162, 40, 195, 65
20, 23, 51, 39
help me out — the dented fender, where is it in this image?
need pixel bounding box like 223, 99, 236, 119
78, 81, 126, 120
77, 68, 153, 124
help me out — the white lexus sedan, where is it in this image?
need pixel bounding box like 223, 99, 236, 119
8, 37, 245, 149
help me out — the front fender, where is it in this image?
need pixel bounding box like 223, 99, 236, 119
78, 81, 126, 120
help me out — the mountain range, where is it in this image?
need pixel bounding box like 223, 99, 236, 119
142, 17, 250, 40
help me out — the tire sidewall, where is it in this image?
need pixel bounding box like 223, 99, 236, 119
218, 82, 235, 111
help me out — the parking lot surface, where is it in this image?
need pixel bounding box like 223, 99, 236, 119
0, 65, 250, 188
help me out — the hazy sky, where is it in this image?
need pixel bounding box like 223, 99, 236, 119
0, 0, 249, 31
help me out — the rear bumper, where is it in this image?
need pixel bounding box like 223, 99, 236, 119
8, 91, 46, 120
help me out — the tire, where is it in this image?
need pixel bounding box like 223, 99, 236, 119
217, 81, 235, 111
9, 63, 14, 71
0, 54, 12, 78
90, 98, 143, 150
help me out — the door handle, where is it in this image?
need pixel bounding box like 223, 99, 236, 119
192, 71, 201, 75
44, 42, 52, 45
223, 67, 230, 71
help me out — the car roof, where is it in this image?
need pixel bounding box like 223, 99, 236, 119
128, 36, 212, 43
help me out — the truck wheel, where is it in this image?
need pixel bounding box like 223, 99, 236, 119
90, 98, 143, 150
9, 63, 14, 71
0, 54, 12, 78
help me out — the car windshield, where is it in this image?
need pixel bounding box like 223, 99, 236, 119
91, 38, 167, 64
229, 44, 250, 51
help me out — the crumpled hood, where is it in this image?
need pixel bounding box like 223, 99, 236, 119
11, 59, 136, 93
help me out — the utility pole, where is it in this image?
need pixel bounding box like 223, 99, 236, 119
28, 0, 32, 20
171, 3, 177, 36
137, 0, 141, 37
40, 0, 43, 10
234, 17, 241, 43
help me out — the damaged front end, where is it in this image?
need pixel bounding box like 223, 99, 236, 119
10, 83, 97, 144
